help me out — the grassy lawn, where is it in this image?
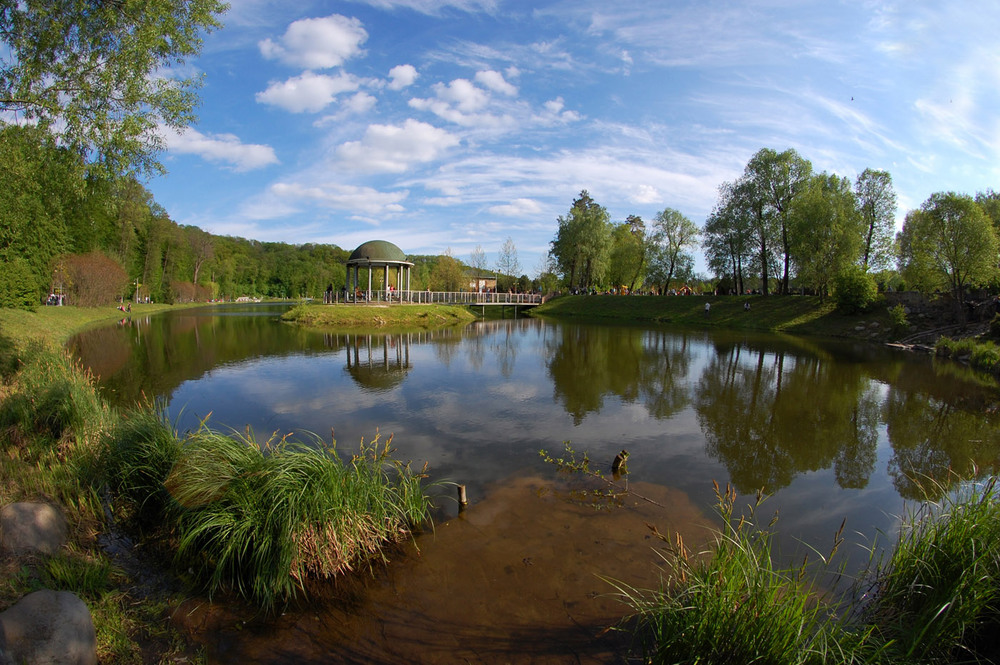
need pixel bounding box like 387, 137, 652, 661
0, 303, 179, 351
282, 302, 478, 329
531, 294, 895, 341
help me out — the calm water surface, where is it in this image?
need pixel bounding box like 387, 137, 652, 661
70, 303, 1000, 663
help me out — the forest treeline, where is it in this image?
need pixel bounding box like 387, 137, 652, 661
0, 126, 495, 307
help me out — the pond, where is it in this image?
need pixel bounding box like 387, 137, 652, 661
70, 303, 1000, 663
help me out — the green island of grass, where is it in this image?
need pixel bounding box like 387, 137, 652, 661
281, 302, 477, 329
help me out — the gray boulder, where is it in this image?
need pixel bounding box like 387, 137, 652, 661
0, 590, 97, 665
0, 503, 68, 555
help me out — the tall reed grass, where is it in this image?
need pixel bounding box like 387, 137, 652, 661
613, 477, 1000, 664
612, 482, 868, 664
862, 476, 1000, 663
99, 413, 434, 609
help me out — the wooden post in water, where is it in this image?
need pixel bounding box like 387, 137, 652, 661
457, 484, 468, 511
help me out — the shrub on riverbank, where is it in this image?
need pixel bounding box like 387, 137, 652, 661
935, 336, 1000, 375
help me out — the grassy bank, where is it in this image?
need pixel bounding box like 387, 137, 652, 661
282, 302, 477, 329
0, 304, 435, 660
531, 294, 896, 340
0, 303, 178, 351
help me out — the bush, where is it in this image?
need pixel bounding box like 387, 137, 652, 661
833, 266, 879, 314
889, 304, 910, 337
989, 314, 1000, 340
63, 251, 127, 307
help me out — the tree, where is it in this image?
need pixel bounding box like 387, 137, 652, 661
742, 148, 812, 294
897, 192, 998, 303
0, 0, 227, 178
429, 249, 465, 291
855, 168, 897, 272
606, 221, 645, 292
703, 181, 754, 295
469, 245, 488, 274
648, 207, 699, 294
549, 191, 611, 290
495, 237, 521, 290
788, 173, 862, 297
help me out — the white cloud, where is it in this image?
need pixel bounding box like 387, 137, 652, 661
474, 70, 517, 96
434, 78, 489, 112
259, 14, 367, 69
256, 71, 361, 113
408, 77, 518, 129
488, 198, 541, 216
163, 126, 279, 171
336, 119, 460, 173
388, 64, 419, 90
271, 182, 408, 216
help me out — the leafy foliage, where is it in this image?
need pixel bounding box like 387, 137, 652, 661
0, 0, 228, 178
833, 265, 878, 313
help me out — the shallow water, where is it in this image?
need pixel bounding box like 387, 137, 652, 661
70, 303, 1000, 662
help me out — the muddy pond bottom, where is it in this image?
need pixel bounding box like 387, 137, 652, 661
175, 473, 712, 663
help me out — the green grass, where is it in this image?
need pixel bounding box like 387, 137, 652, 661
862, 477, 1000, 663
98, 412, 434, 610
282, 302, 477, 329
0, 303, 178, 352
609, 474, 1000, 664
936, 336, 1000, 376
611, 482, 872, 665
530, 293, 894, 339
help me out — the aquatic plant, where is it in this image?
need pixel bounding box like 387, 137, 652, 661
610, 481, 869, 664
170, 427, 433, 609
861, 476, 1000, 663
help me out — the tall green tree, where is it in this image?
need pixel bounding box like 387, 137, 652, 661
703, 181, 754, 295
0, 0, 228, 178
0, 125, 82, 299
788, 173, 862, 297
549, 190, 611, 290
854, 168, 897, 272
897, 192, 998, 303
743, 148, 812, 294
606, 219, 646, 291
647, 207, 699, 294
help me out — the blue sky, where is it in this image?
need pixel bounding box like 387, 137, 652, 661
152, 1, 1000, 276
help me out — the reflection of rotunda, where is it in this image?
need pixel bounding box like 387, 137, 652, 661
344, 332, 412, 391
346, 240, 414, 301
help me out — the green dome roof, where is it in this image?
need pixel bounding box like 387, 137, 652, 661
349, 240, 407, 263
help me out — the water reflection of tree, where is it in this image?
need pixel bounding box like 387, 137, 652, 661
883, 388, 1000, 499
695, 343, 879, 494
546, 325, 692, 425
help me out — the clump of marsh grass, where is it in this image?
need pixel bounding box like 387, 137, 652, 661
97, 404, 182, 530
611, 481, 876, 665
860, 476, 1000, 663
0, 342, 108, 455
167, 427, 432, 609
